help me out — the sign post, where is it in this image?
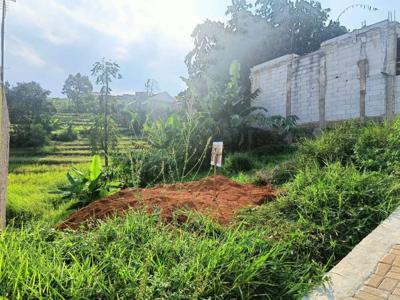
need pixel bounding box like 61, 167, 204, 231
211, 142, 223, 199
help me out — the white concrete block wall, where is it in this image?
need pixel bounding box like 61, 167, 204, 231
291, 53, 320, 123
250, 20, 400, 125
252, 56, 293, 117
365, 27, 389, 117
324, 40, 362, 121
258, 65, 287, 116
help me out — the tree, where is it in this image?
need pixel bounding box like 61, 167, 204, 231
91, 58, 121, 168
182, 60, 265, 150
6, 82, 55, 147
185, 0, 347, 95
62, 73, 93, 112
145, 78, 159, 97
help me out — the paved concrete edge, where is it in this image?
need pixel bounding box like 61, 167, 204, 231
304, 207, 400, 300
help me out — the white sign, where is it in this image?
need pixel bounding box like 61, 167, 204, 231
211, 142, 223, 167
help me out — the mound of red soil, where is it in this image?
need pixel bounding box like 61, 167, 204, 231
58, 176, 281, 230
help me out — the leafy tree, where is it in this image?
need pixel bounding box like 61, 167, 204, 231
183, 60, 265, 150
91, 58, 122, 167
62, 73, 93, 112
253, 0, 347, 55
185, 0, 347, 94
6, 82, 55, 147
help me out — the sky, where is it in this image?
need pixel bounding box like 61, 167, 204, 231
4, 0, 400, 97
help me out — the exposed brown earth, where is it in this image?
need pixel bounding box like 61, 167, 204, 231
58, 175, 281, 230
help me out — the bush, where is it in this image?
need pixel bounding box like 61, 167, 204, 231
11, 123, 50, 148
295, 118, 400, 175
251, 144, 295, 157
297, 121, 363, 167
52, 125, 78, 142
224, 152, 254, 173
111, 114, 211, 187
254, 159, 298, 186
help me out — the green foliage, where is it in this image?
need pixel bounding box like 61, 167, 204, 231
91, 58, 122, 167
353, 123, 390, 171
52, 125, 78, 142
7, 158, 84, 226
224, 152, 254, 173
278, 163, 399, 264
11, 123, 50, 148
0, 212, 325, 299
62, 73, 93, 112
254, 159, 298, 186
297, 121, 364, 167
7, 82, 55, 147
58, 155, 108, 207
296, 118, 400, 174
182, 60, 267, 151
88, 115, 119, 154
264, 115, 299, 136
111, 113, 211, 187
185, 0, 346, 93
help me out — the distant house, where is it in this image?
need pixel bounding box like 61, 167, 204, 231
124, 91, 179, 120
134, 92, 149, 102
146, 92, 180, 120
114, 94, 136, 101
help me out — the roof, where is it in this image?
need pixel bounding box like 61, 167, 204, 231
147, 92, 176, 103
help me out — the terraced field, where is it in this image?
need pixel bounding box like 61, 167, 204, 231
7, 112, 139, 225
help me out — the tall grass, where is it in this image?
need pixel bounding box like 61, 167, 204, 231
0, 213, 325, 299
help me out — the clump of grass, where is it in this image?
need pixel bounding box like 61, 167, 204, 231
276, 162, 399, 265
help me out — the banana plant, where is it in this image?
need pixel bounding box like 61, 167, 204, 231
58, 155, 108, 207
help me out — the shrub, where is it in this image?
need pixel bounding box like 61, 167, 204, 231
111, 114, 211, 187
224, 152, 254, 173
52, 125, 78, 142
11, 123, 50, 148
251, 144, 295, 157
254, 159, 298, 186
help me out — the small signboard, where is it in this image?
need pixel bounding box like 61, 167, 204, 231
211, 142, 223, 167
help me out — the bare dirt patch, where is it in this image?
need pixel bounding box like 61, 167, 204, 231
58, 176, 281, 230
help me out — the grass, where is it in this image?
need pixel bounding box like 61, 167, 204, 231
4, 116, 400, 298
7, 132, 93, 225
7, 162, 85, 225
7, 117, 138, 225
0, 212, 325, 299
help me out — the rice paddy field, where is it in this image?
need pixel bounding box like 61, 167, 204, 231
7, 113, 136, 226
